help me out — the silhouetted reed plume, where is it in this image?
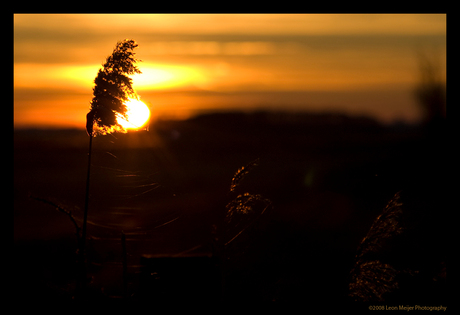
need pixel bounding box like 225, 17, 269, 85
349, 192, 405, 302
349, 190, 446, 303
86, 39, 142, 136
81, 39, 141, 298
229, 158, 259, 193
224, 159, 272, 246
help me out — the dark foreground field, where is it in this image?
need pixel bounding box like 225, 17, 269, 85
14, 111, 447, 308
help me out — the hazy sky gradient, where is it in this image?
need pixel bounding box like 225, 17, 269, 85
14, 14, 446, 128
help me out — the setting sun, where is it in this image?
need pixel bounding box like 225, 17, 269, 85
117, 98, 151, 129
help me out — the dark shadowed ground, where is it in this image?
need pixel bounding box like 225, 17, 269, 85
14, 111, 447, 308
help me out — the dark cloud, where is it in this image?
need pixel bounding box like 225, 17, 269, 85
14, 14, 446, 64
14, 25, 446, 64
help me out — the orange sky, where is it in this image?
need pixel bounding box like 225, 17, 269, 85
14, 14, 446, 128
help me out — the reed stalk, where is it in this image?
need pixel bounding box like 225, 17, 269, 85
78, 131, 93, 297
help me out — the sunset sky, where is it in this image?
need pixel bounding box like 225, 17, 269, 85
14, 14, 446, 128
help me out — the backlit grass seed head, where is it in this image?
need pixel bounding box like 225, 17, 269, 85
225, 193, 271, 224
348, 192, 420, 302
87, 39, 142, 136
230, 158, 259, 192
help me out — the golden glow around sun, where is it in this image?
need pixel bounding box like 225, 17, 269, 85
117, 98, 151, 129
131, 63, 208, 90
